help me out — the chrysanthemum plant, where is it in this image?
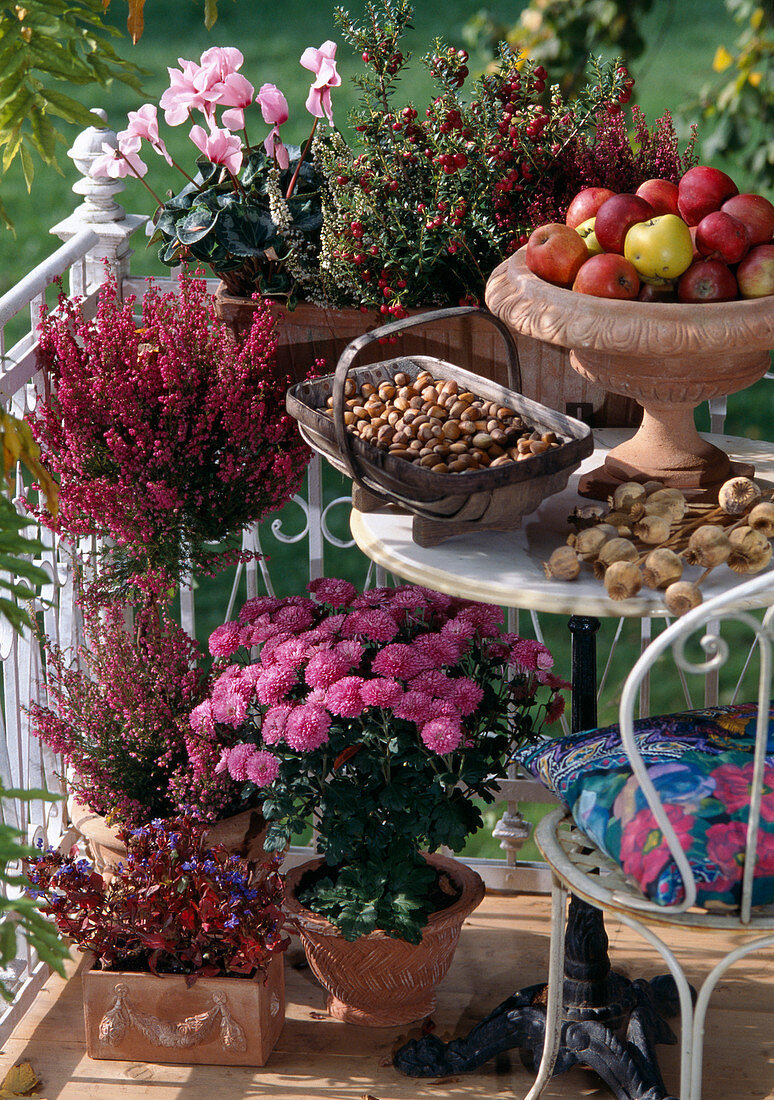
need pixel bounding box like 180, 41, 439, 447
314, 0, 697, 315
92, 43, 342, 301
193, 579, 568, 943
31, 271, 309, 598
28, 816, 288, 981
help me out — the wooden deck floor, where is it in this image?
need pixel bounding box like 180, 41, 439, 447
2, 892, 774, 1100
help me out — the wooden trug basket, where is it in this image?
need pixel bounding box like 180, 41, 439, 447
286, 306, 594, 546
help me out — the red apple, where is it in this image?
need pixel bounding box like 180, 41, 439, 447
525, 223, 589, 288
572, 253, 640, 299
593, 193, 654, 254
677, 259, 738, 302
695, 210, 750, 264
677, 165, 738, 226
638, 280, 677, 302
736, 244, 774, 298
635, 178, 680, 216
720, 193, 774, 246
565, 187, 616, 229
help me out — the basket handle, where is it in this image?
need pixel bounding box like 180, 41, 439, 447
331, 305, 522, 488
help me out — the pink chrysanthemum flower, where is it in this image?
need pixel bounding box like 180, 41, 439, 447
284, 704, 331, 751
414, 632, 460, 667
308, 577, 358, 607
511, 638, 554, 672
258, 632, 295, 665
410, 669, 454, 696
325, 676, 367, 718
334, 639, 365, 667
350, 586, 396, 608
371, 643, 432, 680
208, 620, 242, 658
440, 617, 477, 643
245, 750, 281, 787
360, 677, 404, 709
385, 585, 432, 612
255, 664, 298, 706
211, 681, 249, 726
305, 648, 351, 690
545, 694, 566, 724
420, 716, 463, 754
342, 609, 400, 643
241, 618, 284, 646
189, 699, 216, 736
457, 603, 504, 636
314, 612, 348, 638
448, 678, 484, 716
393, 690, 435, 725
219, 742, 256, 780
272, 637, 315, 670
274, 602, 316, 632
261, 703, 292, 745
238, 596, 282, 624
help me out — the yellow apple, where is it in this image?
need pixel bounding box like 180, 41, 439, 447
624, 214, 694, 280
574, 217, 603, 256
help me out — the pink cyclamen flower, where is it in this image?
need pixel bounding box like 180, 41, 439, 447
245, 750, 281, 787
257, 83, 289, 126
189, 124, 243, 175
91, 142, 148, 179
160, 58, 220, 126
300, 40, 341, 123
118, 104, 173, 165
421, 716, 463, 754
264, 127, 290, 169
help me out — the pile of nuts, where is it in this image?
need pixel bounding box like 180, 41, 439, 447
544, 475, 774, 614
322, 369, 565, 474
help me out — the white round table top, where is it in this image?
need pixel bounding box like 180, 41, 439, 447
349, 430, 774, 619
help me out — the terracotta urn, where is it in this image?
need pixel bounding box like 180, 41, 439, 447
486, 248, 774, 498
283, 853, 485, 1027
214, 285, 639, 425
82, 952, 285, 1066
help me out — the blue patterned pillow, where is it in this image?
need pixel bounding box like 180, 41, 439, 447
517, 702, 774, 908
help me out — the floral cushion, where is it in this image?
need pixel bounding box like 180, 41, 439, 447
517, 702, 774, 908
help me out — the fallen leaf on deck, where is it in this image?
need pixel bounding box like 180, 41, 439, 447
0, 1061, 43, 1097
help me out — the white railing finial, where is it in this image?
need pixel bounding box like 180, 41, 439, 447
50, 108, 147, 292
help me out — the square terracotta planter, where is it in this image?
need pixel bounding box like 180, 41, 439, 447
82, 953, 285, 1066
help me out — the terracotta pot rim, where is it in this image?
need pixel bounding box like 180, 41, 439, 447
282, 852, 485, 939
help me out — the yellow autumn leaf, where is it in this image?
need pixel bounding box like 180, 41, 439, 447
713, 45, 734, 72
127, 0, 145, 43
748, 70, 763, 87
0, 1061, 42, 1097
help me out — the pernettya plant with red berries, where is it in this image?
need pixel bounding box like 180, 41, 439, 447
28, 816, 288, 981
313, 0, 686, 316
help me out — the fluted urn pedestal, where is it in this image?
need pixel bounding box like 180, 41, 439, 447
486, 248, 774, 499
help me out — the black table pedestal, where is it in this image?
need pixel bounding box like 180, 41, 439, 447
394, 616, 681, 1099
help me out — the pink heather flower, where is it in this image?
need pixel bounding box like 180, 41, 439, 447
421, 716, 463, 754
308, 577, 357, 608
300, 40, 341, 123
325, 676, 367, 718
118, 104, 173, 165
189, 699, 216, 736
257, 83, 289, 126
284, 704, 331, 751
255, 664, 298, 706
360, 677, 404, 709
394, 690, 435, 725
91, 142, 148, 179
305, 648, 351, 690
448, 678, 485, 716
342, 609, 400, 643
239, 596, 282, 624
511, 638, 554, 673
261, 703, 292, 746
414, 632, 460, 667
245, 749, 280, 787
208, 620, 242, 658
333, 639, 364, 666
211, 681, 249, 726
371, 643, 431, 680
221, 742, 256, 781
189, 124, 243, 175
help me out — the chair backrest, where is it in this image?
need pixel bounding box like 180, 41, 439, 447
617, 571, 774, 922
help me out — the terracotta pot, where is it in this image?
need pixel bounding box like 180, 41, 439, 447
214, 286, 639, 426
82, 951, 284, 1066
68, 799, 270, 879
282, 853, 485, 1027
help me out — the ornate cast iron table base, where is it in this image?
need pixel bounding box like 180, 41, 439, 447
395, 616, 681, 1098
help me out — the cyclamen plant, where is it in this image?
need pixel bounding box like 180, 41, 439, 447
29, 603, 240, 829
31, 271, 309, 594
28, 817, 288, 979
314, 0, 697, 314
92, 43, 341, 300
191, 578, 568, 942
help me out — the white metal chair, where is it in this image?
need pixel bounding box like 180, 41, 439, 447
521, 569, 774, 1100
